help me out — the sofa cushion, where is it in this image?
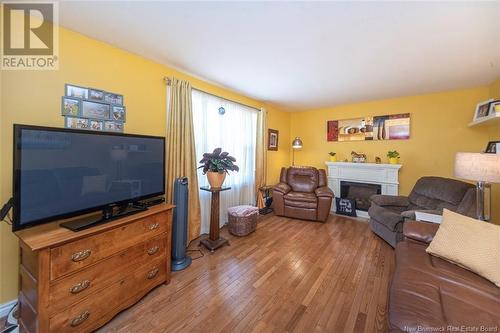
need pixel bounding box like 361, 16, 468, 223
390, 240, 500, 332
426, 209, 500, 287
368, 203, 404, 231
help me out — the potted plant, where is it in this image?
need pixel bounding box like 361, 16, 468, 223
387, 150, 400, 164
198, 148, 239, 188
328, 152, 337, 162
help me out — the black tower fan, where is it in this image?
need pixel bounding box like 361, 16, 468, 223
171, 177, 192, 271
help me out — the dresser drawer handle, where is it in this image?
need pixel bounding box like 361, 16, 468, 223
70, 310, 90, 327
148, 222, 160, 230
69, 280, 91, 294
147, 245, 160, 255
147, 268, 159, 279
71, 249, 91, 262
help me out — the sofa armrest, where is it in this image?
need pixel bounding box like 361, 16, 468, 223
370, 194, 409, 207
315, 186, 333, 198
273, 182, 291, 195
403, 220, 440, 244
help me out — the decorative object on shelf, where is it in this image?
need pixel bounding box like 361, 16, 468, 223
387, 150, 400, 164
268, 129, 279, 151
455, 152, 500, 221
489, 100, 500, 114
335, 197, 357, 217
485, 141, 500, 154
62, 83, 126, 132
61, 96, 81, 116
198, 148, 239, 188
473, 99, 495, 121
351, 151, 367, 163
375, 156, 382, 164
328, 152, 337, 162
292, 137, 303, 166
327, 113, 410, 142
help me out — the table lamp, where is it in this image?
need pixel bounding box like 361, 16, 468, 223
454, 152, 500, 221
292, 137, 302, 166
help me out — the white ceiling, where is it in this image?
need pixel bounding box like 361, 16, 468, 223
59, 1, 500, 111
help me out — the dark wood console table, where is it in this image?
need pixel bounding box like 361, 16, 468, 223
199, 186, 231, 252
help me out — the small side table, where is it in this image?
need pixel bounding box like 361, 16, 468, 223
259, 185, 274, 215
199, 186, 231, 252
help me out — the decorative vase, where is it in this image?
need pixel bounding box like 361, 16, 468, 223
329, 156, 337, 162
207, 171, 226, 188
389, 157, 399, 164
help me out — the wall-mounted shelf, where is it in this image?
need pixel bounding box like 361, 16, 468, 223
468, 112, 500, 127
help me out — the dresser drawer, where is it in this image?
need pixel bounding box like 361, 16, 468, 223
49, 256, 166, 333
50, 212, 167, 280
49, 234, 167, 313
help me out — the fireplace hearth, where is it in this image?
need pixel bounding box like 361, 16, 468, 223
341, 181, 381, 211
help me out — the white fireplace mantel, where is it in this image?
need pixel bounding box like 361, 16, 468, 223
325, 161, 402, 218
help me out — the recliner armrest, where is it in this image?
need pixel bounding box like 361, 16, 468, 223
315, 186, 333, 198
403, 220, 440, 244
273, 183, 291, 195
370, 194, 409, 207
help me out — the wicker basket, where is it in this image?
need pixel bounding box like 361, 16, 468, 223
228, 208, 258, 237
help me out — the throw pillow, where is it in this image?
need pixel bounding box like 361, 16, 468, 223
426, 209, 500, 287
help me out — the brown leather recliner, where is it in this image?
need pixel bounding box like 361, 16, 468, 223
272, 167, 333, 222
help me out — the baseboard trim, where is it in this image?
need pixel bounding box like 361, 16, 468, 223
0, 299, 17, 318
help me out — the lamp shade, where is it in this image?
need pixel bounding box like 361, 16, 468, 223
292, 137, 303, 149
455, 152, 500, 183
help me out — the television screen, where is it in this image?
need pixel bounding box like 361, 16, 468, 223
13, 125, 165, 230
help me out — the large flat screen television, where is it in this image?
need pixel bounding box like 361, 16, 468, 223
13, 124, 165, 231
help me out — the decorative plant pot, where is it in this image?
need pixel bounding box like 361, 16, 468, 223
329, 156, 337, 162
207, 171, 226, 188
389, 157, 399, 164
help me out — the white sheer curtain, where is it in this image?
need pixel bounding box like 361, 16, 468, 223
192, 89, 258, 234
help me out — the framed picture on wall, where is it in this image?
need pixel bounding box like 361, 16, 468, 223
104, 92, 124, 105
81, 100, 111, 120
111, 105, 126, 122
488, 100, 500, 116
65, 84, 88, 99
485, 141, 500, 154
88, 89, 105, 102
61, 97, 81, 116
268, 129, 279, 151
473, 99, 494, 121
65, 117, 89, 130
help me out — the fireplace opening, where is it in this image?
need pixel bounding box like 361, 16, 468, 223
340, 181, 381, 211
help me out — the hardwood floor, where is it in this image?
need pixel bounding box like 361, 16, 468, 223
97, 214, 395, 333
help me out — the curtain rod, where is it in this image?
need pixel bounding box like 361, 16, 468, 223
163, 76, 260, 112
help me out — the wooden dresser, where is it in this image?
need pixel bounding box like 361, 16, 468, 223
14, 204, 174, 333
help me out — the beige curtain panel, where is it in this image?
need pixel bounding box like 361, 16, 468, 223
255, 108, 267, 209
165, 77, 202, 242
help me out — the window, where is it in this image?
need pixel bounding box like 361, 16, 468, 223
192, 89, 258, 234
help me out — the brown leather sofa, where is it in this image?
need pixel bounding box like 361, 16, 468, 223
389, 220, 500, 332
272, 167, 333, 222
368, 176, 476, 247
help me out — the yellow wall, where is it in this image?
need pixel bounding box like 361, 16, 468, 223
266, 106, 291, 183
0, 27, 289, 303
290, 87, 491, 203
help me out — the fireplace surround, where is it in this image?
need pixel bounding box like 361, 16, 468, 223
325, 161, 402, 218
